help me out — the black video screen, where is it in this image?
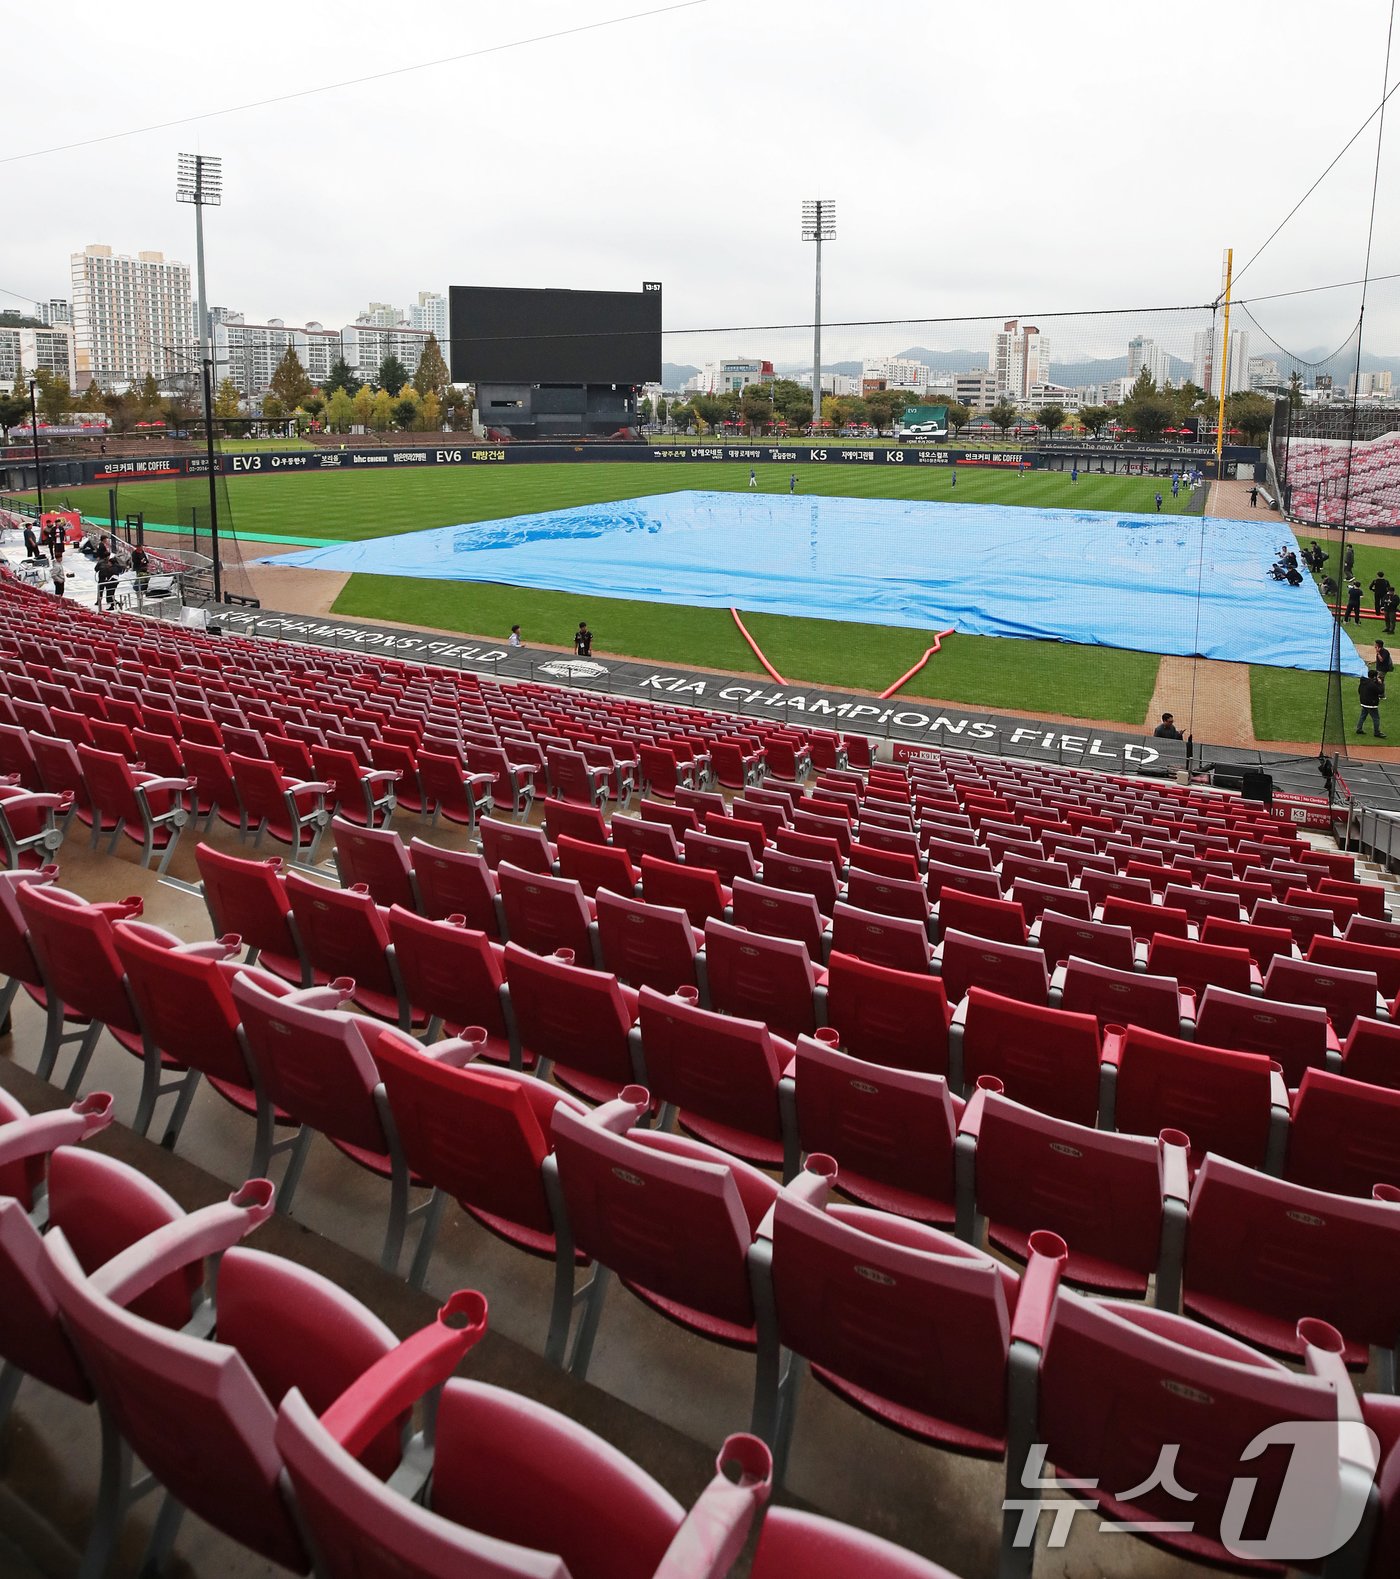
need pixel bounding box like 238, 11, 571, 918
449, 284, 662, 385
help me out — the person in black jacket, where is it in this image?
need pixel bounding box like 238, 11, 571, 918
1370, 572, 1392, 615
1357, 669, 1385, 737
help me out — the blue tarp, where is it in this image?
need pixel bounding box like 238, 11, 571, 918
260, 491, 1359, 675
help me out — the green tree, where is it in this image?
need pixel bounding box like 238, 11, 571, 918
639, 396, 653, 422
1288, 370, 1304, 413
325, 387, 355, 432
987, 399, 1020, 438
1121, 393, 1174, 442
213, 378, 243, 420
370, 388, 395, 431
324, 357, 361, 397
944, 401, 971, 437
413, 334, 449, 399
1226, 391, 1274, 445
863, 390, 899, 430
1079, 404, 1113, 437
656, 396, 668, 426
392, 396, 420, 430
268, 346, 314, 411
442, 384, 473, 430
739, 383, 773, 433
261, 394, 287, 426
670, 401, 692, 433
691, 394, 724, 433
1035, 403, 1066, 438
376, 353, 410, 394
76, 381, 106, 413
0, 392, 29, 436
38, 376, 72, 424
136, 374, 162, 415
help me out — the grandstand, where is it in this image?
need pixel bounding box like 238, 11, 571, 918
1283, 429, 1400, 531
1, 554, 1400, 1577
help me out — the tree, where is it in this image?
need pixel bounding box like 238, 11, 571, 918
302, 393, 326, 421
352, 384, 375, 429
136, 374, 162, 416
325, 387, 355, 432
1288, 370, 1304, 413
1079, 404, 1113, 437
325, 357, 361, 398
413, 334, 449, 399
38, 376, 72, 425
656, 396, 668, 426
670, 401, 693, 433
370, 388, 395, 432
213, 378, 243, 420
75, 381, 106, 413
639, 396, 653, 422
863, 390, 899, 431
1120, 393, 1174, 442
268, 346, 314, 412
392, 396, 420, 430
0, 392, 29, 437
1035, 403, 1066, 438
739, 384, 773, 433
1226, 391, 1274, 446
261, 394, 287, 425
987, 399, 1020, 438
691, 394, 725, 433
944, 401, 972, 437
442, 384, 473, 430
420, 390, 442, 432
376, 353, 410, 394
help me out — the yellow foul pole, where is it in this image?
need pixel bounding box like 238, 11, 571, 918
1215, 247, 1234, 472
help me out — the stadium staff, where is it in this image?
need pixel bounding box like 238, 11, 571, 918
574, 621, 593, 658
1357, 669, 1385, 738
1345, 578, 1364, 624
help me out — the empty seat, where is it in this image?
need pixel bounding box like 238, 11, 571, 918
1101, 1023, 1287, 1170
641, 853, 728, 928
332, 818, 417, 911
683, 828, 759, 889
1099, 896, 1192, 944
543, 799, 610, 847
463, 741, 536, 819
1285, 1067, 1400, 1197
1145, 934, 1259, 997
949, 987, 1103, 1123
1309, 933, 1400, 1000
610, 812, 683, 867
557, 833, 637, 901
407, 838, 501, 937
1035, 910, 1136, 973
790, 1035, 960, 1223
1261, 954, 1384, 1037
286, 870, 408, 1026
935, 887, 1026, 945
311, 743, 398, 828
595, 888, 700, 996
386, 907, 516, 1062
497, 862, 595, 960
1053, 956, 1193, 1038
821, 950, 951, 1075
845, 868, 932, 928
1193, 983, 1336, 1088
480, 816, 556, 876
956, 1080, 1188, 1298
1010, 878, 1091, 927
702, 917, 820, 1039
502, 943, 640, 1103
419, 750, 496, 832
1182, 1152, 1400, 1367
1251, 896, 1337, 951
830, 900, 932, 974
547, 747, 610, 809
761, 849, 842, 916
730, 876, 828, 959
229, 753, 331, 860
1342, 1015, 1400, 1090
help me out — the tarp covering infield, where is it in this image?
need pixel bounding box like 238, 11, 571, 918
260, 491, 1362, 676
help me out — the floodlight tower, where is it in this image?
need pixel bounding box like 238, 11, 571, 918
176, 153, 223, 601
802, 199, 835, 432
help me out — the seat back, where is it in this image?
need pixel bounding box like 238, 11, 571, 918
1286, 1068, 1400, 1197
759, 850, 842, 915
551, 1104, 767, 1330
286, 871, 396, 1002
610, 814, 683, 867
770, 1184, 1020, 1444
14, 880, 140, 1032
557, 835, 636, 900
1193, 984, 1330, 1088
332, 820, 415, 911
682, 829, 758, 888
481, 817, 554, 876
230, 972, 388, 1153
640, 853, 727, 928
594, 889, 698, 995
936, 929, 1049, 1007
730, 877, 827, 957
408, 839, 500, 936
1113, 1025, 1276, 1167
543, 800, 609, 848
502, 944, 636, 1088
823, 951, 950, 1075
1058, 957, 1185, 1037
387, 908, 509, 1042
1251, 897, 1336, 951
845, 869, 930, 926
1037, 910, 1135, 973
1342, 1016, 1400, 1091
703, 917, 817, 1039
1309, 934, 1400, 1000
936, 887, 1025, 944
1263, 954, 1380, 1036
195, 842, 303, 969
1012, 879, 1091, 927
1146, 934, 1255, 998
959, 987, 1102, 1124
1099, 896, 1191, 943
373, 1032, 576, 1237
829, 901, 932, 975
497, 863, 593, 959
792, 1039, 958, 1213
229, 753, 294, 829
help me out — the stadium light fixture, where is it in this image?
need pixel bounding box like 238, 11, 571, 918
802, 200, 835, 431
177, 152, 223, 601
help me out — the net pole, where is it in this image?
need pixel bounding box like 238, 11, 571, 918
1215, 248, 1234, 473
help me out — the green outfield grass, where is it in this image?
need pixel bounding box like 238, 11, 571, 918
331, 573, 1163, 722
37, 459, 1200, 544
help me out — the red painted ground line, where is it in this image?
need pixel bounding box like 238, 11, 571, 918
879, 630, 957, 700
729, 608, 789, 685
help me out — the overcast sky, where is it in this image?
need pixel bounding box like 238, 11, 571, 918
3, 0, 1398, 369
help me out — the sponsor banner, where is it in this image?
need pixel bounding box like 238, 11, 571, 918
71, 441, 1262, 486
1268, 791, 1340, 830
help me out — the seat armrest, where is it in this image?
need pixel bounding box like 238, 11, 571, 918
1159, 1130, 1191, 1205
134, 775, 197, 796
176, 934, 243, 962
957, 1080, 997, 1140
651, 1435, 772, 1579
317, 1290, 489, 1458
90, 1179, 275, 1308
1049, 961, 1068, 997
362, 769, 401, 786
288, 779, 334, 799
1008, 1232, 1067, 1349
0, 1093, 113, 1170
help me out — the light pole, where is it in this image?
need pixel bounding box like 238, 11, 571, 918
27, 380, 44, 518
801, 199, 835, 436
177, 152, 223, 602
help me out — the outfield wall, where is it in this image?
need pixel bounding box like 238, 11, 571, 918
1, 440, 1261, 492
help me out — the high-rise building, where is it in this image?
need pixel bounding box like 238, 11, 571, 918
341, 322, 432, 383
1248, 356, 1281, 392
356, 302, 407, 329
1126, 334, 1168, 388
1191, 327, 1250, 396
69, 244, 194, 389
34, 299, 71, 328
992, 321, 1049, 400
955, 370, 999, 410
0, 323, 77, 391
211, 318, 345, 397
1348, 370, 1395, 399
862, 357, 930, 392
409, 291, 449, 340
